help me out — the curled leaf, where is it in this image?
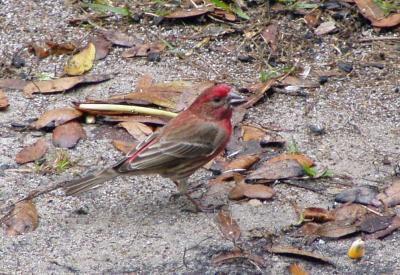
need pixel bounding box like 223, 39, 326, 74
15, 138, 48, 164
118, 121, 153, 142
0, 89, 9, 109
4, 200, 39, 236
52, 121, 86, 148
215, 209, 241, 243
31, 108, 82, 129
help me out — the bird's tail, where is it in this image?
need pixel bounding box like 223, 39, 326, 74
64, 168, 119, 196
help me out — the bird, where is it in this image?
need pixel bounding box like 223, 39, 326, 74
64, 84, 245, 211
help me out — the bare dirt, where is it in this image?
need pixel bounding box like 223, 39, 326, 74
0, 1, 400, 274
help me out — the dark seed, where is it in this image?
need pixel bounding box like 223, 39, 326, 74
237, 55, 253, 62
337, 62, 353, 73
319, 76, 329, 85
147, 52, 161, 62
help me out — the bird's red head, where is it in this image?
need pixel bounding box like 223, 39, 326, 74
189, 84, 235, 121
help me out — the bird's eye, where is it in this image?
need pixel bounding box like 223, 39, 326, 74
213, 96, 222, 103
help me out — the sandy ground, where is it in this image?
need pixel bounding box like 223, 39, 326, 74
1, 0, 400, 274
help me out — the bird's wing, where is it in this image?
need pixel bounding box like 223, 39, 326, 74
114, 120, 226, 173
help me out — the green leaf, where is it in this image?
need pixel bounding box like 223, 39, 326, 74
259, 70, 279, 82
303, 165, 317, 177
321, 169, 334, 177
209, 0, 231, 10
82, 3, 131, 16
233, 6, 250, 20
288, 139, 299, 154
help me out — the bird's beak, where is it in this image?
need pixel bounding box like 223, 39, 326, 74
228, 91, 246, 105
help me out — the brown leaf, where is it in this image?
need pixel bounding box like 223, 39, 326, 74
367, 215, 400, 239
23, 74, 112, 97
247, 159, 304, 182
225, 154, 260, 171
267, 245, 334, 265
358, 214, 393, 233
28, 42, 50, 58
111, 139, 137, 155
90, 35, 112, 60
15, 138, 48, 164
102, 30, 142, 47
315, 220, 359, 238
32, 107, 83, 129
52, 121, 86, 148
212, 249, 265, 266
333, 203, 368, 222
122, 42, 166, 58
261, 24, 279, 52
229, 182, 275, 200
372, 13, 400, 28
303, 207, 335, 223
4, 200, 39, 236
45, 40, 77, 55
135, 73, 154, 90
119, 121, 153, 142
165, 7, 213, 18
289, 262, 309, 275
242, 79, 276, 108
215, 209, 241, 243
0, 78, 28, 90
0, 89, 9, 109
241, 124, 285, 146
376, 180, 400, 207
315, 21, 337, 35
354, 0, 385, 21
211, 9, 237, 21
296, 222, 321, 236
304, 10, 321, 27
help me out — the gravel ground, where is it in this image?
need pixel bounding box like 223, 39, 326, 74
1, 0, 400, 274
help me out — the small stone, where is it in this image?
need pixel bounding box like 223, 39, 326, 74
337, 62, 353, 73
147, 52, 161, 62
319, 76, 329, 85
12, 54, 25, 68
248, 199, 263, 207
309, 124, 326, 135
394, 87, 399, 93
383, 155, 391, 165
237, 55, 253, 63
131, 13, 142, 23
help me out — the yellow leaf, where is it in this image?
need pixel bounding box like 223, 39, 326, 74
64, 43, 96, 76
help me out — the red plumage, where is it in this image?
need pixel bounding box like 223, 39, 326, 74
64, 83, 244, 211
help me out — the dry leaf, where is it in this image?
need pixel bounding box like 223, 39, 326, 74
119, 121, 153, 141
242, 79, 275, 108
4, 200, 39, 236
367, 215, 400, 239
261, 24, 279, 52
276, 76, 320, 89
0, 89, 9, 109
52, 121, 86, 148
64, 42, 96, 76
289, 263, 309, 275
304, 10, 321, 27
91, 35, 112, 60
28, 41, 50, 58
15, 138, 48, 164
165, 7, 213, 18
303, 207, 335, 223
269, 153, 314, 167
215, 209, 241, 243
122, 42, 166, 58
376, 180, 400, 207
212, 249, 265, 266
241, 125, 285, 147
247, 159, 304, 182
23, 74, 112, 97
229, 182, 275, 200
358, 214, 393, 233
31, 108, 82, 129
315, 221, 359, 238
333, 203, 368, 222
315, 21, 337, 35
45, 41, 77, 55
102, 30, 142, 47
0, 78, 28, 90
111, 139, 136, 154
267, 245, 334, 265
372, 13, 400, 28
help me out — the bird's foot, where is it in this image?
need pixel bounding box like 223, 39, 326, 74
183, 194, 223, 213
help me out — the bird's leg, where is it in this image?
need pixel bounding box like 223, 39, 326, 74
173, 180, 219, 213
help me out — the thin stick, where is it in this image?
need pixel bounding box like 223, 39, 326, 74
77, 103, 178, 118
359, 37, 400, 42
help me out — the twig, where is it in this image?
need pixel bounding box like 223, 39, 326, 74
182, 237, 212, 269
77, 103, 178, 118
359, 37, 400, 42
